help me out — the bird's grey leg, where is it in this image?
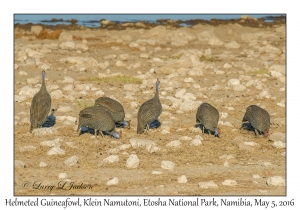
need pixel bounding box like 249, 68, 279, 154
78, 127, 82, 136
254, 129, 259, 137
145, 124, 150, 134
99, 130, 105, 139
202, 126, 205, 134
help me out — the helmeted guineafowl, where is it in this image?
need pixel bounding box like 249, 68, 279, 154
77, 106, 120, 139
137, 78, 162, 134
95, 96, 130, 128
30, 70, 51, 132
241, 105, 270, 137
196, 102, 220, 137
42, 109, 56, 128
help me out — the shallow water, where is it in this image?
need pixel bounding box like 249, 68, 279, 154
14, 14, 284, 28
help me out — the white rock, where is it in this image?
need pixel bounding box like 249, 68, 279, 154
166, 140, 182, 148
253, 174, 261, 179
224, 160, 229, 167
269, 132, 285, 142
15, 95, 27, 103
129, 138, 160, 153
19, 86, 39, 97
15, 160, 26, 168
190, 138, 202, 146
64, 156, 79, 166
115, 60, 124, 67
198, 181, 218, 189
180, 136, 192, 141
41, 138, 62, 147
178, 175, 188, 183
129, 42, 139, 48
222, 180, 237, 186
95, 90, 105, 96
39, 162, 47, 167
272, 141, 286, 149
184, 77, 194, 83
40, 63, 50, 71
59, 41, 76, 50
220, 112, 228, 119
63, 76, 75, 83
119, 54, 130, 61
19, 146, 37, 152
161, 160, 175, 170
51, 90, 64, 99
76, 43, 88, 51
152, 170, 163, 175
277, 100, 285, 107
266, 176, 285, 186
258, 90, 271, 99
269, 71, 283, 78
107, 177, 119, 186
47, 144, 65, 155
59, 32, 73, 41
59, 173, 68, 179
223, 63, 232, 69
225, 41, 240, 49
63, 84, 74, 91
32, 127, 57, 136
227, 79, 240, 87
126, 154, 140, 169
57, 106, 72, 112
31, 25, 43, 36
103, 155, 119, 164
18, 71, 28, 76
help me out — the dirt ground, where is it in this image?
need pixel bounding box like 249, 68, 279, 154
14, 19, 286, 196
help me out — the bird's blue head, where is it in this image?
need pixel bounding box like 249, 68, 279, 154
156, 78, 160, 91
112, 131, 120, 139
214, 127, 220, 138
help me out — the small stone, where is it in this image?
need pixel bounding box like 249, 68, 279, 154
32, 127, 58, 136
190, 139, 202, 146
266, 176, 285, 186
103, 155, 119, 164
19, 146, 37, 152
15, 160, 26, 168
253, 174, 260, 179
227, 79, 240, 87
161, 160, 175, 170
59, 173, 68, 179
224, 160, 229, 167
272, 141, 286, 149
277, 100, 285, 107
47, 144, 65, 155
178, 175, 188, 183
39, 162, 47, 167
151, 170, 163, 175
222, 179, 237, 186
107, 177, 119, 186
166, 140, 182, 148
126, 154, 140, 169
129, 138, 160, 154
64, 156, 78, 166
198, 181, 218, 189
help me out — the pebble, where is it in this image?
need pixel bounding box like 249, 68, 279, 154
47, 144, 66, 155
39, 162, 47, 167
253, 174, 261, 179
151, 170, 163, 175
126, 154, 140, 169
166, 140, 182, 148
198, 181, 218, 189
266, 176, 285, 186
103, 155, 119, 164
19, 146, 37, 152
32, 127, 57, 136
59, 173, 68, 179
277, 100, 285, 107
63, 84, 75, 91
222, 179, 237, 186
15, 160, 26, 168
178, 175, 188, 183
64, 156, 79, 166
129, 138, 160, 154
161, 160, 175, 171
190, 139, 202, 146
107, 177, 119, 186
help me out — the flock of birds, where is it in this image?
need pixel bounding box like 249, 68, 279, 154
29, 71, 271, 139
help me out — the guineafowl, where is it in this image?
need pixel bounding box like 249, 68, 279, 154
148, 119, 161, 129
95, 96, 130, 128
137, 78, 162, 134
77, 106, 120, 139
241, 105, 270, 137
42, 109, 56, 128
30, 70, 51, 132
196, 102, 220, 137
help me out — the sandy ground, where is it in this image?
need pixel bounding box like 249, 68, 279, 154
14, 19, 286, 196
